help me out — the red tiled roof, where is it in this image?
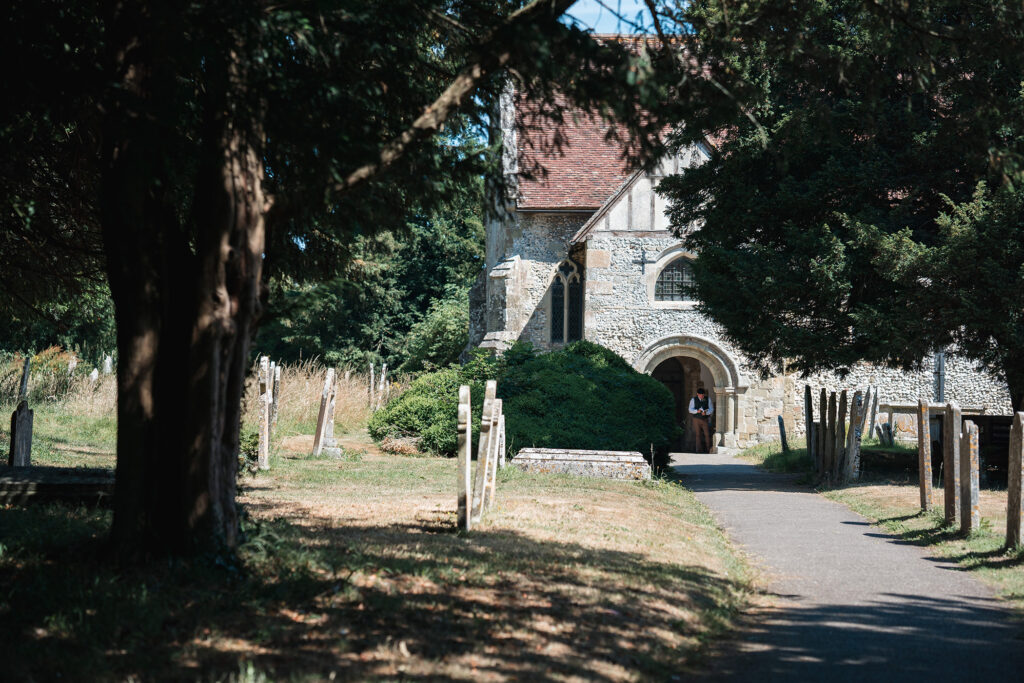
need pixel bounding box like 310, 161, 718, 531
515, 99, 636, 211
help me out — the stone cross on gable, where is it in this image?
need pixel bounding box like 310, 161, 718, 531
632, 247, 657, 273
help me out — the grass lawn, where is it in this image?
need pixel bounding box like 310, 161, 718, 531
0, 401, 117, 468
0, 430, 752, 681
738, 438, 1024, 610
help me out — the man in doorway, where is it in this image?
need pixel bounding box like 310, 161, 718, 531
689, 387, 714, 454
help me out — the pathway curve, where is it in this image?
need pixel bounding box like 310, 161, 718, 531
671, 452, 1024, 682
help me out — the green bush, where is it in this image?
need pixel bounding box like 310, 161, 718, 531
397, 287, 470, 373
368, 341, 678, 460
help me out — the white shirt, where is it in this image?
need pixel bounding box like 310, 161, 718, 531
688, 396, 714, 416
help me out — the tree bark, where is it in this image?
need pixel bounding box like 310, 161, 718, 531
101, 15, 266, 556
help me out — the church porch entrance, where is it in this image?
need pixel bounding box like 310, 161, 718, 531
651, 356, 717, 453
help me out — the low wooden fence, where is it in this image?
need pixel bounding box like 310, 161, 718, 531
457, 380, 506, 531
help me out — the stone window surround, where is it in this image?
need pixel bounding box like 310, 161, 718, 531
646, 246, 699, 310
546, 259, 584, 345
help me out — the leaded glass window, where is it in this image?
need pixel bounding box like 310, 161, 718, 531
655, 258, 695, 301
550, 259, 583, 344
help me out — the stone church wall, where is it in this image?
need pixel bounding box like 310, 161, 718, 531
475, 213, 1013, 450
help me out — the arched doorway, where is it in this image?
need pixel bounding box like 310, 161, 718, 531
636, 335, 748, 451
651, 356, 718, 452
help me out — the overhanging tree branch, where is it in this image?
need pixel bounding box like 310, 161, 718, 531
333, 0, 578, 194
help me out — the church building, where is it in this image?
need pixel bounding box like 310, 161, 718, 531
468, 91, 1012, 452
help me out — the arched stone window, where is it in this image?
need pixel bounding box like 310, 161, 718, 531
550, 259, 583, 344
655, 257, 695, 302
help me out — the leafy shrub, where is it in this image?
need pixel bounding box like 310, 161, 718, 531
369, 341, 678, 461
397, 287, 470, 373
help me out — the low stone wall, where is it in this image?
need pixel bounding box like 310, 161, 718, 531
512, 448, 652, 481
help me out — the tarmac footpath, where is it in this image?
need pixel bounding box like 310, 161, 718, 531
671, 452, 1024, 682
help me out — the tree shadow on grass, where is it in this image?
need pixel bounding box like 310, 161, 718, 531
0, 501, 749, 681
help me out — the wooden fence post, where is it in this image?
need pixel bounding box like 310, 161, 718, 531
943, 401, 962, 525
471, 380, 497, 524
917, 399, 933, 511
960, 420, 980, 535
312, 368, 336, 457
457, 385, 472, 531
1007, 412, 1024, 548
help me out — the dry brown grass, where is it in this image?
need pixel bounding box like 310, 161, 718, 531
242, 359, 406, 440
229, 435, 753, 680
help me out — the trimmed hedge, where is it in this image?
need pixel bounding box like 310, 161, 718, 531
369, 341, 678, 459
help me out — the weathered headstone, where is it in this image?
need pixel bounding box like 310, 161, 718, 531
778, 415, 789, 453
484, 398, 502, 511
834, 390, 848, 479
102, 355, 113, 375
497, 413, 506, 469
1007, 412, 1024, 548
89, 368, 99, 383
257, 356, 271, 470
271, 364, 282, 429
8, 358, 32, 467
868, 386, 879, 439
369, 363, 375, 408
804, 385, 814, 467
323, 368, 338, 449
312, 368, 336, 457
457, 385, 472, 531
825, 391, 837, 482
470, 380, 496, 524
917, 399, 933, 510
842, 390, 865, 483
943, 401, 962, 525
818, 388, 827, 480
959, 419, 980, 535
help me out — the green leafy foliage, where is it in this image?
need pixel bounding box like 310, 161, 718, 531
656, 0, 1024, 407
398, 286, 471, 373
369, 341, 678, 458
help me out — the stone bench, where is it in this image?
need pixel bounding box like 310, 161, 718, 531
512, 448, 652, 481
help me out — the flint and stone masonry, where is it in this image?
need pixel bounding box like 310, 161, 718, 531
472, 91, 1013, 450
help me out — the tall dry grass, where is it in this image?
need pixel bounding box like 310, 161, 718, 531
242, 358, 405, 438
0, 349, 117, 418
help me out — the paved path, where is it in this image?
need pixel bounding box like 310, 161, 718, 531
671, 452, 1024, 682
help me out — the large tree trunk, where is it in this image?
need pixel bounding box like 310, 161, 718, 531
101, 16, 266, 556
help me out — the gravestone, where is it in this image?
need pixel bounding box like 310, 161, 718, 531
804, 385, 814, 468
834, 390, 847, 479
1006, 413, 1023, 548
271, 364, 281, 429
818, 388, 827, 479
484, 398, 502, 511
497, 413, 506, 468
513, 449, 652, 480
943, 401, 962, 524
312, 368, 336, 457
959, 420, 980, 535
470, 381, 496, 524
457, 385, 472, 531
917, 400, 933, 510
257, 356, 271, 470
778, 416, 789, 453
102, 355, 113, 375
8, 358, 32, 467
